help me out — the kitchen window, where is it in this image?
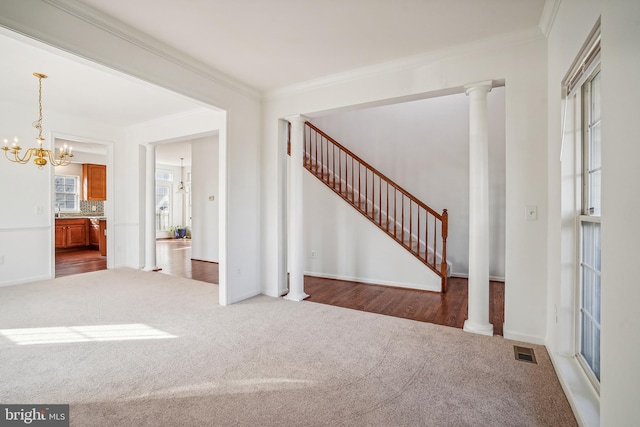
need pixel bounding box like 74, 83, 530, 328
55, 175, 80, 212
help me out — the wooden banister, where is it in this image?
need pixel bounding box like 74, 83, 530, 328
297, 121, 450, 292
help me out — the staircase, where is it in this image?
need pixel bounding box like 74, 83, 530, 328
293, 121, 450, 292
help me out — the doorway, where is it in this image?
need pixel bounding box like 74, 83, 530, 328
53, 136, 112, 278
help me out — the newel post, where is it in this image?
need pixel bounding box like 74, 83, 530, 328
440, 209, 448, 292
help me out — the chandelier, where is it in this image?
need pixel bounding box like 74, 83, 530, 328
2, 72, 73, 169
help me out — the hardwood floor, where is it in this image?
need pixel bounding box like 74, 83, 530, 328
57, 239, 505, 336
306, 277, 504, 336
156, 239, 219, 283
55, 247, 106, 278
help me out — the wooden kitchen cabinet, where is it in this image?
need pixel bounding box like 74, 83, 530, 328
89, 218, 100, 247
82, 164, 107, 201
55, 218, 89, 249
99, 219, 107, 256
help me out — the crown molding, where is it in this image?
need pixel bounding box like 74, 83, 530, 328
42, 0, 261, 101
265, 26, 545, 100
539, 0, 562, 38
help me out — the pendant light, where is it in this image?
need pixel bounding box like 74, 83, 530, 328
176, 157, 187, 194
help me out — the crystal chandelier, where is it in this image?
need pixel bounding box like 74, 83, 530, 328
2, 72, 73, 169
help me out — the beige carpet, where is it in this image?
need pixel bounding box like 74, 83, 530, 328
0, 268, 576, 426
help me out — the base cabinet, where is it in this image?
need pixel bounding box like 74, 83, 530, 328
55, 219, 90, 249
89, 219, 100, 247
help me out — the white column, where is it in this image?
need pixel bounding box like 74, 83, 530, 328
143, 144, 159, 271
284, 115, 309, 301
463, 81, 493, 336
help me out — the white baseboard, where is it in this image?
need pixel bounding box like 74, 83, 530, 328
304, 271, 441, 292
229, 289, 263, 305
0, 274, 52, 287
502, 327, 546, 345
450, 273, 506, 282
548, 351, 600, 427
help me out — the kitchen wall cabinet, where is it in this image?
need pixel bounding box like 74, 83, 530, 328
82, 164, 106, 201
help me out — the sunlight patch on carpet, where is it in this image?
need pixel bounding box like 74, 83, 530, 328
126, 378, 316, 400
0, 324, 176, 345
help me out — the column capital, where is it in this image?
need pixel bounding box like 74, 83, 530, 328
285, 114, 307, 125
464, 80, 493, 96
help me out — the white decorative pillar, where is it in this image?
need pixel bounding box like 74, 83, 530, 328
143, 144, 160, 271
284, 115, 309, 301
464, 81, 493, 336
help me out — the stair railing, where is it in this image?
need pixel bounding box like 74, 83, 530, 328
302, 121, 449, 292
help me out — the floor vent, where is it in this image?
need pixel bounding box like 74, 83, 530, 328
514, 345, 537, 364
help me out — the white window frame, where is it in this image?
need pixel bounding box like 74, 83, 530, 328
576, 66, 602, 390
54, 175, 80, 212
155, 181, 172, 233
561, 20, 601, 393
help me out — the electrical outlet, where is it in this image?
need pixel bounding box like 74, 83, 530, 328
92, 205, 97, 211
209, 195, 215, 201
236, 268, 241, 277
311, 251, 316, 259
35, 205, 43, 215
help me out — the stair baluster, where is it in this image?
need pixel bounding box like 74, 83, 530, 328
297, 121, 449, 292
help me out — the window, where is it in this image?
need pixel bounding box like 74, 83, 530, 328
562, 21, 601, 389
155, 184, 171, 232
55, 175, 79, 211
578, 68, 601, 383
155, 169, 173, 232
156, 170, 173, 182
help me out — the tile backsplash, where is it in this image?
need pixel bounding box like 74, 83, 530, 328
80, 201, 104, 215
58, 201, 104, 217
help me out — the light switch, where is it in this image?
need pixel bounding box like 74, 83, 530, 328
209, 195, 215, 201
526, 205, 538, 221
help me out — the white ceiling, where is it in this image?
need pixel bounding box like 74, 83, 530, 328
77, 0, 547, 91
1, 1, 546, 165
0, 30, 205, 128
0, 30, 203, 166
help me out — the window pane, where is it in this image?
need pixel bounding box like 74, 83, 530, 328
54, 175, 79, 211
586, 70, 601, 216
580, 220, 601, 381
591, 71, 601, 122
155, 184, 171, 231
156, 171, 173, 181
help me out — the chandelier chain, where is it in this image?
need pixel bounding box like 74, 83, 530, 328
32, 75, 44, 141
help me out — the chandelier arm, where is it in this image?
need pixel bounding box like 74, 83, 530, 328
4, 147, 35, 164
48, 150, 72, 167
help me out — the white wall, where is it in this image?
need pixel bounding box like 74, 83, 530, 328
191, 135, 219, 262
0, 100, 120, 285
263, 31, 548, 343
547, 0, 640, 425
309, 88, 506, 279
600, 1, 640, 423
304, 171, 441, 291
0, 0, 263, 305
